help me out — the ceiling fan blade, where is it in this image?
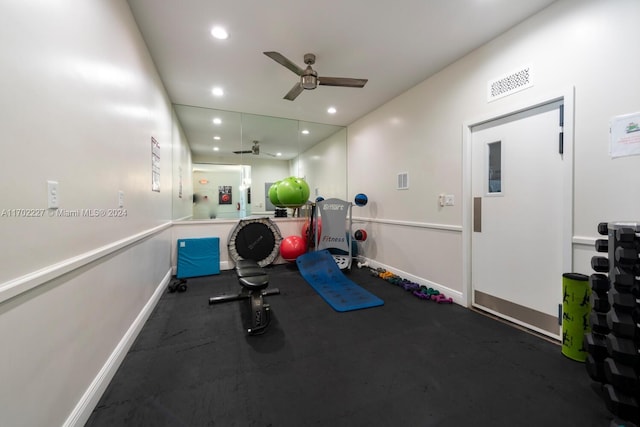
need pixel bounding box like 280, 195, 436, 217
263, 51, 304, 76
318, 77, 368, 88
232, 150, 253, 154
283, 83, 304, 101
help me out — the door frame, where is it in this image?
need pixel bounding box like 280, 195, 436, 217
461, 88, 575, 334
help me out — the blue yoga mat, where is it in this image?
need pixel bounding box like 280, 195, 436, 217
296, 250, 384, 312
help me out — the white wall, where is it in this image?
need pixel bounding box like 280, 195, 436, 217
0, 1, 189, 426
298, 127, 348, 201
348, 0, 640, 297
172, 112, 194, 220
1, 3, 174, 282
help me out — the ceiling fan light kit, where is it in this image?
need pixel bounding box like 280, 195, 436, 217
264, 51, 368, 101
301, 74, 317, 90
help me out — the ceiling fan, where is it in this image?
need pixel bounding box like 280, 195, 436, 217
232, 140, 277, 157
263, 51, 368, 101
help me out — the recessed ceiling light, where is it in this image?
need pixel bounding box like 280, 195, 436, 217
213, 136, 221, 140
213, 147, 219, 151
276, 152, 282, 157
212, 87, 224, 97
213, 117, 222, 125
327, 107, 337, 114
301, 129, 309, 135
211, 26, 228, 40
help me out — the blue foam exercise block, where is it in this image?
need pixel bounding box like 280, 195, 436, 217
176, 237, 220, 278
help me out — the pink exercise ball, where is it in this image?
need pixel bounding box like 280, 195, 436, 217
280, 235, 307, 262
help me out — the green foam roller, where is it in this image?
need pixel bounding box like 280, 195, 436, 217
561, 273, 591, 362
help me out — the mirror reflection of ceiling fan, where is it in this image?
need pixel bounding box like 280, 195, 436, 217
263, 51, 368, 101
232, 140, 277, 157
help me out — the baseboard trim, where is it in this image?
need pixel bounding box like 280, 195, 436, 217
472, 291, 561, 341
470, 306, 561, 345
62, 268, 172, 427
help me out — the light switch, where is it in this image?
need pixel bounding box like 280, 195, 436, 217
47, 180, 59, 209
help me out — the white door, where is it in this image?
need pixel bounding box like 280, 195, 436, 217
471, 100, 565, 338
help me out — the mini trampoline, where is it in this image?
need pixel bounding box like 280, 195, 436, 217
228, 217, 283, 267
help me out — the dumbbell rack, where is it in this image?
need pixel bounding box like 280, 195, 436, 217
586, 222, 640, 425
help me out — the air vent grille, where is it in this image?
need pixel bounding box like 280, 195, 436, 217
488, 66, 533, 102
397, 172, 409, 190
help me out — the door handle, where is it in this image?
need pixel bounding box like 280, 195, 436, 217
473, 197, 482, 232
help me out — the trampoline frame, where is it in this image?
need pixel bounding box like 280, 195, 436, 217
227, 217, 283, 267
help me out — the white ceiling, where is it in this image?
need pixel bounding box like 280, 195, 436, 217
127, 0, 557, 159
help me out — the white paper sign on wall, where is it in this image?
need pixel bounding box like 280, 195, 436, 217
610, 112, 640, 159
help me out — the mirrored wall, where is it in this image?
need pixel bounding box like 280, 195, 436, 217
171, 104, 347, 220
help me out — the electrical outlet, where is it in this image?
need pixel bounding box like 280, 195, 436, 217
438, 194, 445, 207
444, 194, 455, 206
47, 180, 59, 209
118, 191, 124, 208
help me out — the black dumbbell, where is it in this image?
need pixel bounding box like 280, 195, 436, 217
607, 309, 639, 339
168, 279, 188, 293
602, 383, 640, 424
616, 227, 639, 244
591, 256, 610, 273
598, 222, 609, 236
616, 246, 640, 265
584, 332, 609, 361
591, 291, 611, 313
595, 238, 609, 253
606, 334, 640, 366
590, 273, 610, 292
608, 288, 638, 312
590, 311, 610, 334
604, 357, 640, 395
611, 268, 640, 294
586, 353, 607, 383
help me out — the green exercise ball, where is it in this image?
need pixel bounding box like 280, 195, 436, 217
276, 176, 309, 207
295, 177, 310, 202
268, 181, 281, 207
